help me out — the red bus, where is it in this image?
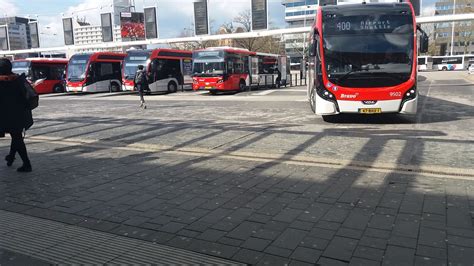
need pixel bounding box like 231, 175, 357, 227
66, 52, 126, 93
192, 47, 288, 94
12, 58, 68, 94
307, 2, 428, 119
122, 49, 193, 93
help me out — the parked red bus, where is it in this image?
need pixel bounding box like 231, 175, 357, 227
192, 47, 288, 94
66, 52, 126, 93
122, 49, 193, 93
307, 2, 428, 119
12, 58, 68, 94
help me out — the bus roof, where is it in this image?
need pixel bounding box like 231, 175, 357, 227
321, 2, 412, 12
71, 52, 127, 62
150, 49, 192, 59
14, 58, 69, 64
196, 46, 257, 56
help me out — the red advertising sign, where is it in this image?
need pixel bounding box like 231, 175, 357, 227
120, 12, 145, 40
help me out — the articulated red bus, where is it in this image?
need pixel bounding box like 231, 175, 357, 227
12, 58, 68, 94
66, 52, 126, 93
192, 47, 288, 94
122, 49, 193, 93
307, 2, 428, 119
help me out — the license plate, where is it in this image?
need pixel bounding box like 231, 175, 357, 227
358, 108, 382, 114
205, 86, 212, 89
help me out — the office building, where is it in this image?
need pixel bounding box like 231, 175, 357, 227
0, 17, 36, 50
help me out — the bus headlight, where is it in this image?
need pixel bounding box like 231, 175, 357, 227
217, 79, 224, 84
401, 86, 417, 107
316, 85, 336, 102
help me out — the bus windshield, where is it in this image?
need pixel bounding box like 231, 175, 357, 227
124, 53, 150, 80
67, 54, 91, 82
12, 61, 31, 76
323, 11, 413, 87
193, 50, 225, 77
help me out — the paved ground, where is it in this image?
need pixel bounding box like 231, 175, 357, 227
0, 71, 473, 265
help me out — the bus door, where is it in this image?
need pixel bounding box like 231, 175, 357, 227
250, 56, 259, 85
181, 58, 193, 86
279, 56, 288, 85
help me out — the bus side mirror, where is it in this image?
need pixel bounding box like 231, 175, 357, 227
420, 34, 429, 53
309, 30, 319, 57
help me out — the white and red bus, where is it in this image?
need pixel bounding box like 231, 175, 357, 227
192, 47, 288, 94
66, 52, 126, 93
122, 49, 193, 93
12, 58, 68, 94
307, 2, 428, 119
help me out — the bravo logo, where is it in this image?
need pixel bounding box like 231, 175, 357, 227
340, 93, 359, 99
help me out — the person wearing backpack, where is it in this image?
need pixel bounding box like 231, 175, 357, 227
134, 65, 148, 109
0, 58, 33, 172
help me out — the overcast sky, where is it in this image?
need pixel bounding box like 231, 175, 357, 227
0, 0, 440, 48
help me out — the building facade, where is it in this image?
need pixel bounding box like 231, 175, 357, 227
282, 0, 318, 66
0, 17, 36, 50
73, 23, 122, 53
433, 0, 473, 55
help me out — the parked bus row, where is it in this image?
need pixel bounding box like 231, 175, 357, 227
418, 54, 474, 71
11, 47, 289, 95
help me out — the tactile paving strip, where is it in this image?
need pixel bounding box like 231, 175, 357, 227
0, 210, 243, 265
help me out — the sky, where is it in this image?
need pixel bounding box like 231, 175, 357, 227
0, 0, 441, 48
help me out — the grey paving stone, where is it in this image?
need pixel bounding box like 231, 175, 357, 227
289, 220, 314, 231
416, 245, 447, 260
323, 236, 358, 262
273, 228, 308, 250
227, 221, 263, 240
359, 236, 388, 250
388, 235, 418, 249
232, 248, 264, 265
392, 220, 419, 238
447, 244, 474, 266
288, 259, 315, 266
382, 245, 415, 266
364, 228, 391, 239
241, 237, 272, 252
353, 246, 384, 262
342, 210, 371, 230
414, 256, 447, 266
187, 239, 240, 258
317, 257, 349, 266
257, 254, 290, 266
446, 235, 474, 248
368, 214, 395, 231
218, 237, 244, 247
290, 247, 321, 264
247, 213, 272, 224
349, 257, 381, 266
166, 236, 193, 249
336, 228, 364, 240
322, 208, 349, 223
300, 236, 329, 250
274, 208, 303, 223
418, 227, 447, 249
264, 245, 293, 258
309, 227, 336, 240
254, 228, 281, 241
159, 222, 187, 234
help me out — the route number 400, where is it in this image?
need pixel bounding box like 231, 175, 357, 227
337, 22, 351, 31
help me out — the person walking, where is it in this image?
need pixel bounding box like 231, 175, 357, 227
0, 58, 33, 172
134, 65, 148, 109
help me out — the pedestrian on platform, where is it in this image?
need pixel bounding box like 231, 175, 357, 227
0, 58, 33, 172
134, 65, 148, 109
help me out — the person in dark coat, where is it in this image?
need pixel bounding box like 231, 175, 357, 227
0, 58, 33, 172
134, 65, 148, 109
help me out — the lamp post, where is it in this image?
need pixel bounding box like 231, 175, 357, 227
450, 0, 456, 55
302, 2, 311, 79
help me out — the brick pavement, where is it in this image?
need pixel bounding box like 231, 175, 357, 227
1, 139, 473, 265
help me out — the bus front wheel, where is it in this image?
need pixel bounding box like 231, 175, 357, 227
167, 81, 178, 93
442, 66, 448, 71
238, 80, 246, 92
309, 87, 316, 113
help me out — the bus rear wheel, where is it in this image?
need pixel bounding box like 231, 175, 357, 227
167, 81, 178, 93
110, 82, 121, 92
442, 66, 448, 71
53, 84, 64, 93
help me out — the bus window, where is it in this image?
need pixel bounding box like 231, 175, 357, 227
50, 65, 66, 80
32, 65, 49, 81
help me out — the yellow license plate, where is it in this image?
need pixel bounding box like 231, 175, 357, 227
205, 86, 212, 89
359, 108, 382, 114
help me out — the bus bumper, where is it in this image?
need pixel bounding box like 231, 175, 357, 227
399, 97, 418, 114
315, 95, 339, 115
